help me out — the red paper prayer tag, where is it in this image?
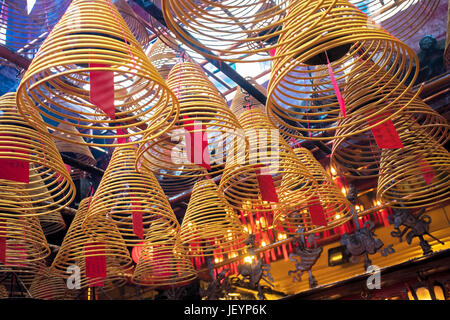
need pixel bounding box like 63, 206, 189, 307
269, 48, 277, 57
116, 128, 130, 144
255, 165, 279, 203
89, 63, 115, 119
367, 114, 403, 149
183, 116, 211, 170
308, 196, 328, 227
418, 158, 435, 185
84, 242, 107, 287
325, 52, 346, 118
0, 136, 29, 183
132, 211, 144, 240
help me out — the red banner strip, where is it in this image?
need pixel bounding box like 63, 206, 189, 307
84, 242, 107, 287
183, 116, 211, 170
367, 113, 403, 149
255, 166, 279, 203
89, 63, 115, 119
308, 196, 328, 227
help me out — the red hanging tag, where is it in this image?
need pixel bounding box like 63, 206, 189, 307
0, 222, 6, 264
255, 165, 279, 203
325, 52, 346, 118
308, 196, 328, 227
269, 48, 277, 57
132, 210, 144, 240
367, 113, 403, 149
0, 135, 29, 183
117, 128, 130, 144
183, 116, 211, 170
418, 157, 435, 185
89, 63, 115, 119
84, 242, 107, 287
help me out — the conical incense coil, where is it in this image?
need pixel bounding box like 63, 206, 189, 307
0, 92, 75, 216
29, 267, 71, 300
161, 0, 289, 62
136, 61, 246, 179
331, 60, 449, 180
0, 199, 50, 270
377, 122, 450, 209
155, 170, 201, 197
0, 0, 71, 60
230, 80, 267, 119
219, 108, 318, 214
16, 0, 179, 148
84, 145, 180, 246
114, 0, 151, 48
147, 39, 180, 80
53, 122, 97, 180
132, 219, 197, 288
266, 0, 418, 141
51, 197, 132, 291
180, 179, 248, 258
273, 147, 354, 235
351, 0, 440, 42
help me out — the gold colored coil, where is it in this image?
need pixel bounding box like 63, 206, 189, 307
83, 145, 180, 246
0, 92, 75, 216
266, 0, 419, 141
16, 0, 179, 147
180, 179, 248, 258
29, 266, 71, 300
136, 61, 246, 179
132, 219, 197, 287
219, 108, 318, 213
147, 39, 180, 80
273, 147, 354, 235
51, 197, 132, 291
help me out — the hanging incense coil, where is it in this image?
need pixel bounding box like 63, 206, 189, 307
132, 219, 197, 287
114, 0, 151, 48
266, 0, 419, 141
161, 0, 289, 62
219, 108, 318, 214
180, 179, 248, 258
16, 0, 180, 148
83, 145, 180, 246
155, 171, 201, 197
0, 0, 71, 65
351, 0, 441, 42
0, 92, 75, 216
330, 60, 449, 180
230, 80, 267, 119
147, 39, 180, 80
0, 200, 50, 272
273, 147, 354, 235
29, 267, 71, 300
377, 122, 450, 209
136, 61, 246, 179
53, 123, 97, 180
51, 197, 132, 291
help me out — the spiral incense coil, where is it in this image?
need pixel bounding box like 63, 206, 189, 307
377, 122, 450, 209
51, 197, 132, 291
161, 0, 289, 62
16, 0, 180, 148
0, 0, 71, 63
266, 0, 419, 141
0, 92, 75, 217
351, 0, 440, 42
273, 147, 354, 235
230, 80, 267, 118
29, 267, 71, 300
83, 145, 180, 246
147, 39, 180, 80
136, 61, 246, 179
53, 123, 97, 180
330, 60, 449, 180
132, 219, 197, 287
219, 108, 318, 213
180, 179, 248, 258
114, 0, 151, 48
0, 201, 50, 270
